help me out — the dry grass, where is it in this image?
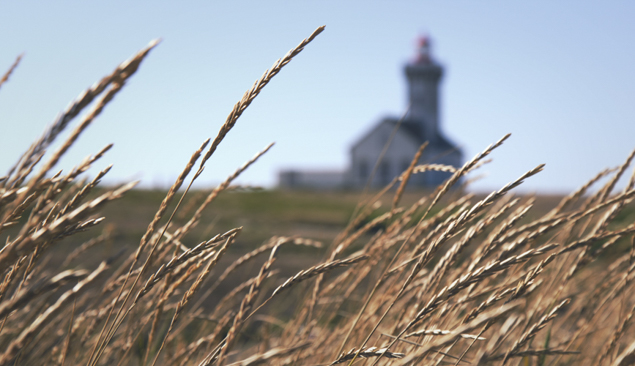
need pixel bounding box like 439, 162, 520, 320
1, 26, 635, 366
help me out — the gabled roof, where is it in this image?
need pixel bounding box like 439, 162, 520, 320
350, 116, 460, 154
350, 117, 420, 153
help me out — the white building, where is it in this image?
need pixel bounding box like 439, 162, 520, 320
278, 170, 346, 190
279, 36, 462, 190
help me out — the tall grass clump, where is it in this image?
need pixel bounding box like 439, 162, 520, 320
1, 26, 635, 365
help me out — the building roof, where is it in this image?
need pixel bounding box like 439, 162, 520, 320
350, 117, 420, 153
351, 117, 459, 153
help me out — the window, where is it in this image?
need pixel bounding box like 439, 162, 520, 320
379, 161, 390, 185
359, 160, 368, 181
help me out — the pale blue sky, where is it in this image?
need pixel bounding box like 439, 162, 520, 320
1, 1, 634, 193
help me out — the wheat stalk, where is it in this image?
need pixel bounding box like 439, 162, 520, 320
330, 346, 405, 365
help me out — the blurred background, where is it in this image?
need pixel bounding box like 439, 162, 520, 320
1, 1, 635, 193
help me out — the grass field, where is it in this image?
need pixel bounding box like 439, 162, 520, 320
96, 189, 571, 252
2, 26, 635, 366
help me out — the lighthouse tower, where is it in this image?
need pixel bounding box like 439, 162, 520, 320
405, 36, 443, 144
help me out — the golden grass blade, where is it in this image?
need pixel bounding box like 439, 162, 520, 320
410, 163, 457, 175
394, 301, 521, 365
0, 54, 22, 91
0, 259, 111, 364
5, 41, 158, 191
330, 346, 405, 365
485, 348, 580, 361
190, 236, 320, 316
3, 23, 635, 366
272, 254, 368, 298
226, 342, 310, 366
197, 26, 325, 174
392, 142, 427, 210
339, 134, 512, 365
597, 302, 635, 364
611, 338, 635, 366
0, 181, 136, 269
404, 329, 485, 340
150, 232, 239, 366
502, 299, 570, 364
169, 143, 275, 244
215, 244, 281, 365
88, 139, 209, 366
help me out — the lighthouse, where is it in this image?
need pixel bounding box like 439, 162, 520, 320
405, 36, 444, 144
279, 34, 462, 189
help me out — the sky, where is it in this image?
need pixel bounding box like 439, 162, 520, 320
1, 1, 635, 193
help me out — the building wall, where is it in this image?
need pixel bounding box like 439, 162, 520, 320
419, 146, 462, 186
278, 126, 461, 190
349, 123, 422, 188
